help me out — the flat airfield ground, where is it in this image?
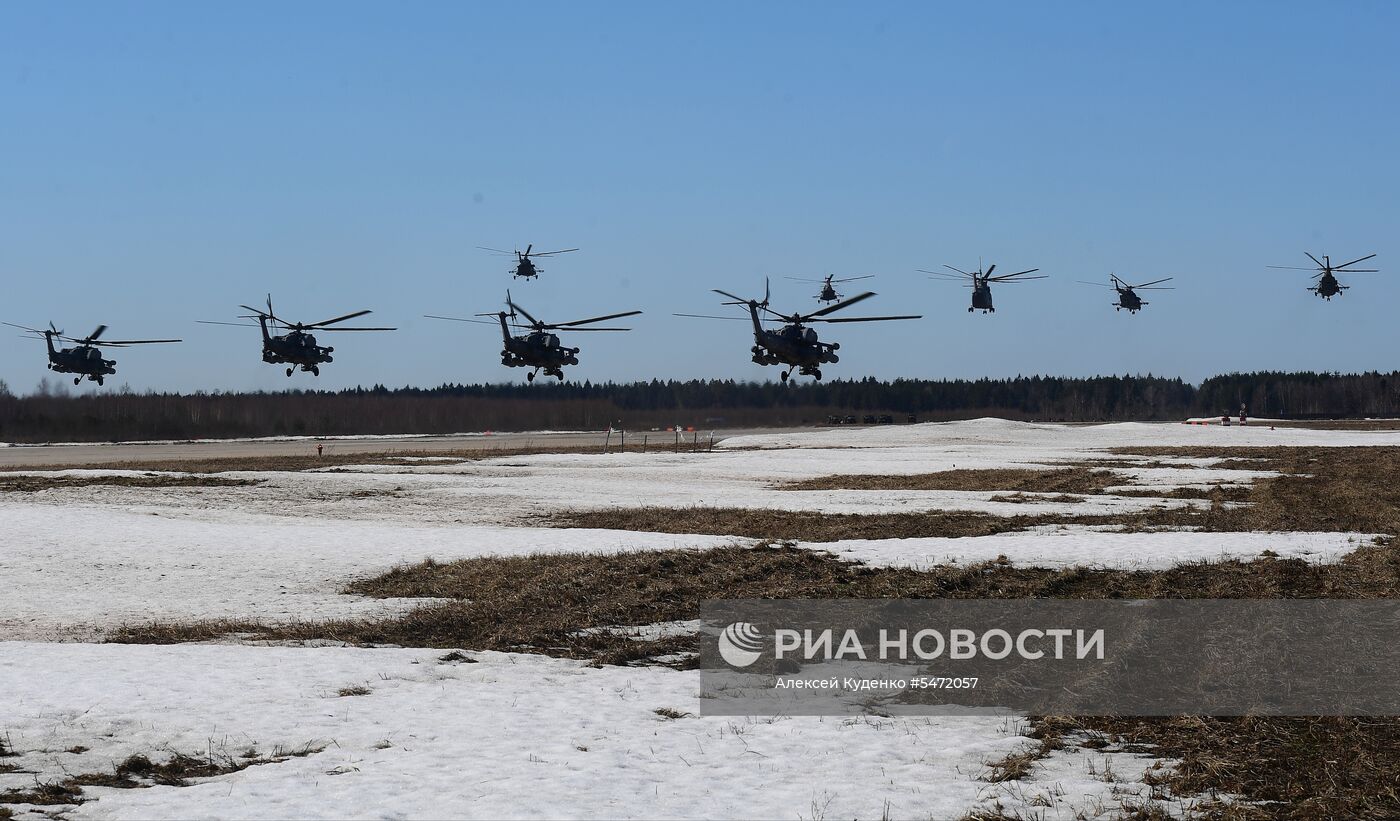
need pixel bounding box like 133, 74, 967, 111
3, 418, 1400, 819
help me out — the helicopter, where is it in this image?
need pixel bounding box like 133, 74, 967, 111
1267, 252, 1379, 300
1076, 275, 1174, 313
426, 291, 640, 382
675, 279, 920, 382
477, 244, 578, 280
198, 295, 395, 376
921, 262, 1046, 313
784, 274, 875, 304
2, 321, 180, 386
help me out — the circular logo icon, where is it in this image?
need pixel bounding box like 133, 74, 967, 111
718, 621, 764, 668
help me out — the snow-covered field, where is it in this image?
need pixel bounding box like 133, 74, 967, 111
3, 419, 1396, 819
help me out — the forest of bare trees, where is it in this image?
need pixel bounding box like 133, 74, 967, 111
0, 372, 1396, 443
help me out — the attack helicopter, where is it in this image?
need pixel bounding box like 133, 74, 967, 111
784, 274, 875, 304
1076, 275, 1174, 313
2, 321, 180, 386
477, 244, 578, 280
675, 279, 920, 382
198, 295, 395, 377
921, 263, 1046, 313
1267, 252, 1379, 300
426, 292, 640, 382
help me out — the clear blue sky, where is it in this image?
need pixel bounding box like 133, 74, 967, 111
1, 1, 1396, 393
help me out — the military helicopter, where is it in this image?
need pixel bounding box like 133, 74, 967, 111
426, 292, 640, 382
784, 274, 875, 304
477, 244, 578, 280
921, 262, 1046, 313
675, 279, 920, 382
1267, 252, 1379, 300
198, 295, 395, 376
2, 321, 180, 386
1076, 275, 1174, 313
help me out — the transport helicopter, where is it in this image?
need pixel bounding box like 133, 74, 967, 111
921, 262, 1046, 313
1076, 275, 1174, 313
784, 274, 875, 304
477, 244, 578, 280
199, 295, 395, 376
1267, 252, 1379, 300
2, 321, 180, 386
426, 292, 640, 382
675, 279, 920, 382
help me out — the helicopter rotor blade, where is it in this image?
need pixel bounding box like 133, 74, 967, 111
196, 320, 262, 327
810, 314, 922, 323
672, 313, 751, 321
1075, 280, 1114, 288
92, 338, 183, 345
1267, 266, 1321, 271
942, 265, 975, 277
1132, 277, 1174, 288
1, 321, 47, 335
308, 326, 396, 332
506, 298, 542, 327
528, 248, 578, 258
806, 291, 876, 319
545, 326, 632, 332
305, 309, 373, 328
829, 274, 874, 283
712, 288, 753, 304
1334, 254, 1378, 270
551, 310, 644, 327
477, 246, 515, 256
1304, 252, 1326, 268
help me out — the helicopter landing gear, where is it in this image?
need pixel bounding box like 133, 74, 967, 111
813, 369, 821, 381
527, 371, 535, 382
311, 366, 320, 376
286, 367, 294, 376
967, 306, 973, 312
95, 376, 104, 386
74, 377, 82, 386
780, 371, 789, 382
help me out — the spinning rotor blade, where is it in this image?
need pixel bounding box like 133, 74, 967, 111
529, 248, 578, 258
552, 310, 643, 328
506, 299, 542, 327
549, 326, 631, 332
1335, 253, 1378, 270
1, 321, 47, 334
307, 309, 373, 328
196, 320, 262, 327
1132, 277, 1173, 288
86, 325, 108, 342
712, 288, 754, 304
784, 276, 824, 283
988, 270, 1047, 282
420, 313, 498, 326
811, 314, 922, 323
477, 246, 515, 255
310, 326, 397, 332
830, 275, 874, 283
673, 313, 751, 321
1304, 252, 1326, 268
806, 290, 875, 318
93, 338, 182, 346
1267, 266, 1321, 271
942, 265, 975, 277
1075, 280, 1115, 288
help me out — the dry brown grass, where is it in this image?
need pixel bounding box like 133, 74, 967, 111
778, 466, 1125, 494
0, 745, 322, 810
0, 474, 258, 493
556, 446, 1400, 540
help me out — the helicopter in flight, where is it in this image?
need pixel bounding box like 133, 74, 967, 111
784, 274, 875, 304
922, 262, 1046, 313
426, 292, 640, 382
478, 244, 578, 280
2, 321, 181, 386
1267, 252, 1379, 300
675, 279, 920, 382
199, 295, 395, 377
1077, 275, 1174, 313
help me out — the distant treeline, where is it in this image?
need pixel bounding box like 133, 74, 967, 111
0, 372, 1397, 443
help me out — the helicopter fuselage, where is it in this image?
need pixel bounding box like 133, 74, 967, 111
1312, 273, 1344, 299
818, 285, 839, 302
44, 334, 116, 384
513, 257, 539, 279
494, 314, 579, 381
256, 317, 334, 374
1115, 288, 1145, 313
743, 304, 839, 381
970, 281, 995, 313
